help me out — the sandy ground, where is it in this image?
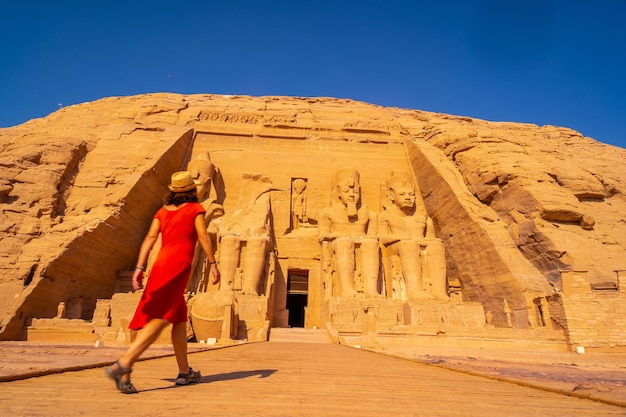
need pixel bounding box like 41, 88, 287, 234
1, 341, 625, 408
0, 341, 216, 381
3, 342, 625, 417
365, 345, 626, 407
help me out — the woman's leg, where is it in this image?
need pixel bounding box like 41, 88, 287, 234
171, 321, 190, 374
117, 318, 169, 371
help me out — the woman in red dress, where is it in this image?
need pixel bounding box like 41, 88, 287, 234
105, 171, 220, 394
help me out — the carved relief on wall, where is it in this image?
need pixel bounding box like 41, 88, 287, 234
198, 112, 260, 124
342, 120, 400, 133
290, 178, 309, 230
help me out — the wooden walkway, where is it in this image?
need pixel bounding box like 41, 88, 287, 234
1, 342, 624, 417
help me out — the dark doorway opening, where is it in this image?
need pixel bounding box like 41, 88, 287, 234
287, 270, 308, 328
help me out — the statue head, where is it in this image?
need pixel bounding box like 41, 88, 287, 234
187, 152, 215, 200
386, 171, 416, 214
292, 178, 306, 194
332, 169, 361, 217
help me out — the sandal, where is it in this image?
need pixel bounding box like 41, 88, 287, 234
105, 360, 138, 394
175, 367, 201, 386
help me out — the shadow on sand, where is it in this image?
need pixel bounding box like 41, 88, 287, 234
140, 369, 277, 393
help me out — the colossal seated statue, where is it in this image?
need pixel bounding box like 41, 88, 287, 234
318, 169, 380, 298
145, 152, 223, 292
187, 152, 224, 293
217, 173, 274, 296
378, 170, 448, 300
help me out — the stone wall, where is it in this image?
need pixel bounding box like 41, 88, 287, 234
560, 270, 626, 351
0, 124, 194, 339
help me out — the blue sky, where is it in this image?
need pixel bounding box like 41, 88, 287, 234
1, 1, 625, 148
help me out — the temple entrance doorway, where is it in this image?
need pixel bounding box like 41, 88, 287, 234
287, 270, 308, 328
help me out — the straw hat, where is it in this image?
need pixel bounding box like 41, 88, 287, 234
168, 171, 200, 192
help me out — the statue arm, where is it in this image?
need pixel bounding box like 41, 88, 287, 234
366, 211, 378, 237
378, 225, 400, 246
425, 216, 436, 239
377, 214, 401, 246
379, 236, 400, 246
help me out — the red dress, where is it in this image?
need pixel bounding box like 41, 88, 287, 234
129, 202, 206, 330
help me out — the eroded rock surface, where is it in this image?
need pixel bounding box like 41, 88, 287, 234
1, 94, 624, 351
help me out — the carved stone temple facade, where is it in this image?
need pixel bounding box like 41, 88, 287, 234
1, 93, 626, 352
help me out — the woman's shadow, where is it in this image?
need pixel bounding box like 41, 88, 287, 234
142, 369, 277, 392
195, 369, 276, 383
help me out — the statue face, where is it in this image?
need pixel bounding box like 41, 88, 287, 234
188, 156, 215, 200
391, 186, 415, 211
190, 169, 208, 198
190, 166, 215, 200
337, 181, 359, 206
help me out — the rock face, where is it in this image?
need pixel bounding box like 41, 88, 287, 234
1, 93, 625, 352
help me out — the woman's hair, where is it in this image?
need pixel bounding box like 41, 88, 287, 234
165, 189, 199, 206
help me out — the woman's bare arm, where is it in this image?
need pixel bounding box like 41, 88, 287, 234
132, 218, 160, 290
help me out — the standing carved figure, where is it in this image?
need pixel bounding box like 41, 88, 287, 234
318, 169, 380, 298
291, 178, 308, 229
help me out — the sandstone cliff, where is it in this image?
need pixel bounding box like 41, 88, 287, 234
1, 93, 625, 349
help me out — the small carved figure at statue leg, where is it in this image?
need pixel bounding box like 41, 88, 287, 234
361, 239, 382, 298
